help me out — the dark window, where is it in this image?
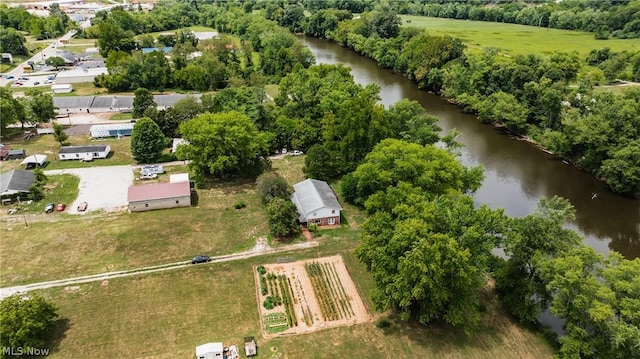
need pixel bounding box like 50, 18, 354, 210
145, 204, 149, 208
175, 200, 179, 204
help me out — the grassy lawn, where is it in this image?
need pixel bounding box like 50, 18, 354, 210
401, 16, 640, 56
36, 250, 553, 358
109, 113, 133, 121
0, 134, 134, 173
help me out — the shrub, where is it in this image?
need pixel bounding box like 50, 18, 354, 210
234, 201, 247, 209
308, 223, 319, 234
375, 318, 391, 328
257, 266, 266, 275
256, 172, 290, 204
263, 296, 275, 310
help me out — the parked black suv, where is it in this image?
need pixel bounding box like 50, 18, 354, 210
191, 255, 211, 264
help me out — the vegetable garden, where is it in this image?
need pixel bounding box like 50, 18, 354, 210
254, 255, 370, 337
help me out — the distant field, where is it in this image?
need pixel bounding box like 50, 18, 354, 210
401, 15, 640, 56
135, 26, 216, 39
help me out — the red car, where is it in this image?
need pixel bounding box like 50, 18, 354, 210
56, 203, 66, 212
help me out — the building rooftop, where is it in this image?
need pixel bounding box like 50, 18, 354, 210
291, 179, 342, 222
0, 169, 36, 194
55, 67, 108, 78
128, 181, 190, 202
59, 145, 109, 154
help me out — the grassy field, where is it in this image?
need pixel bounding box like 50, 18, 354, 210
0, 133, 133, 172
109, 113, 133, 121
134, 26, 216, 40
36, 250, 554, 358
401, 16, 640, 56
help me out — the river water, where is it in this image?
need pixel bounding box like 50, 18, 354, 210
301, 36, 640, 260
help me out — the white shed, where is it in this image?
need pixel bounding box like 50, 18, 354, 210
59, 145, 111, 161
51, 84, 73, 94
169, 173, 189, 183
195, 342, 224, 359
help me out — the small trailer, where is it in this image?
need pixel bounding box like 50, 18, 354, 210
244, 337, 257, 357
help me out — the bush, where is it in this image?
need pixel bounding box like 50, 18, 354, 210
256, 172, 290, 204
263, 296, 275, 310
308, 223, 319, 234
234, 201, 247, 209
257, 266, 266, 275
375, 318, 391, 328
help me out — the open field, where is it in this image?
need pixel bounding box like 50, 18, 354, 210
0, 157, 310, 286
0, 133, 133, 172
401, 16, 640, 56
255, 255, 370, 337
34, 250, 554, 358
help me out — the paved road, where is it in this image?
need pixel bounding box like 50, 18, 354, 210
0, 240, 318, 299
0, 29, 77, 87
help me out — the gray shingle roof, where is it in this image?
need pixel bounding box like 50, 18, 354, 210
290, 179, 342, 222
53, 96, 94, 109
0, 170, 36, 194
59, 145, 109, 154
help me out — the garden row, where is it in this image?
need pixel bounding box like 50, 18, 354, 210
305, 261, 354, 321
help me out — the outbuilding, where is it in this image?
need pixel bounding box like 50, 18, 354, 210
2, 149, 26, 160
195, 342, 224, 359
59, 145, 111, 161
127, 181, 191, 212
0, 169, 36, 198
51, 84, 73, 94
290, 179, 342, 226
21, 154, 47, 169
169, 173, 189, 183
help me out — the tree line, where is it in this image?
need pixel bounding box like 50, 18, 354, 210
0, 4, 73, 55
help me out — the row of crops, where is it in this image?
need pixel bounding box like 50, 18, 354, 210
257, 266, 299, 332
305, 261, 354, 321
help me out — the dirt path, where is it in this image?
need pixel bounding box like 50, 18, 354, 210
0, 240, 319, 299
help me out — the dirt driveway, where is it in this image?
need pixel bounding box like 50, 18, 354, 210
45, 165, 133, 214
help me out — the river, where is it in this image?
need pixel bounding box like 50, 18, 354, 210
301, 36, 640, 260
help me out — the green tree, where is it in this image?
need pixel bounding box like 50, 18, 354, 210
598, 140, 640, 195
256, 172, 290, 204
132, 88, 156, 118
0, 27, 28, 55
130, 117, 165, 164
356, 189, 505, 334
177, 111, 270, 179
342, 139, 484, 206
265, 197, 300, 238
0, 87, 24, 134
96, 21, 136, 57
45, 56, 66, 70
0, 294, 58, 351
52, 123, 67, 146
27, 91, 56, 124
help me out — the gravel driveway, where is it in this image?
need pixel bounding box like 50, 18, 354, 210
45, 165, 134, 214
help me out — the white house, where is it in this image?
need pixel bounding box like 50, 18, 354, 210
195, 342, 224, 359
90, 123, 134, 138
290, 179, 342, 226
59, 145, 111, 161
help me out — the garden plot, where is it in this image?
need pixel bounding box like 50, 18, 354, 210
254, 255, 370, 337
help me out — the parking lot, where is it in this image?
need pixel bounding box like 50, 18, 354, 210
9, 75, 55, 88
44, 165, 134, 214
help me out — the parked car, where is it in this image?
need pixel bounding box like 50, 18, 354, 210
6, 75, 14, 80
44, 80, 53, 84
77, 202, 88, 212
281, 148, 288, 154
18, 77, 28, 81
56, 203, 66, 212
139, 173, 158, 180
33, 81, 40, 85
291, 150, 304, 156
44, 203, 55, 213
191, 255, 211, 264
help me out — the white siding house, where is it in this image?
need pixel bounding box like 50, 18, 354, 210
290, 179, 342, 226
59, 145, 110, 161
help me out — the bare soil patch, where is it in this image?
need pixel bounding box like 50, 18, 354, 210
255, 255, 370, 338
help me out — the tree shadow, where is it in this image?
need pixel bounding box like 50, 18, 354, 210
190, 190, 199, 206
44, 317, 71, 356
